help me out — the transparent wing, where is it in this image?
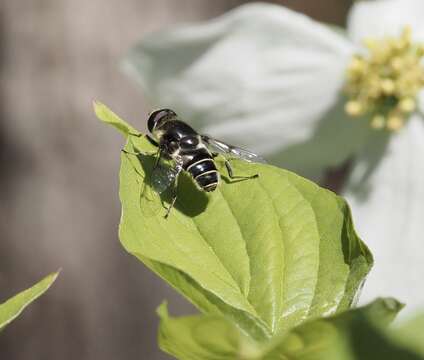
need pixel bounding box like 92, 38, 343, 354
139, 158, 180, 216
150, 161, 179, 194
201, 135, 267, 163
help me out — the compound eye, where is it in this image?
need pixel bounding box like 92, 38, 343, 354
147, 109, 177, 133
180, 135, 199, 149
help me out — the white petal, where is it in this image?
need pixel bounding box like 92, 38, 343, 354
348, 0, 424, 44
124, 3, 368, 177
344, 115, 424, 316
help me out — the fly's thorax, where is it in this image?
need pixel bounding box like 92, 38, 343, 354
152, 117, 220, 192
154, 119, 201, 155
158, 133, 180, 158
155, 119, 197, 139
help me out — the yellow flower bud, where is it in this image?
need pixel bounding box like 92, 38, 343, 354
371, 115, 386, 129
380, 79, 395, 94
364, 38, 377, 51
387, 115, 404, 131
390, 57, 404, 72
348, 57, 366, 74
345, 101, 363, 116
398, 98, 416, 113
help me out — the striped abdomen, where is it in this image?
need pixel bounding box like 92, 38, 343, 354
185, 156, 219, 192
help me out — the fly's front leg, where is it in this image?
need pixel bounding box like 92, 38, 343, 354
121, 149, 144, 156
152, 148, 162, 170
164, 164, 183, 219
224, 159, 258, 180
121, 134, 159, 156
121, 147, 161, 178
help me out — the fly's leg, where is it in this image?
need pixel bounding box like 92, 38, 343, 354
224, 159, 258, 180
152, 148, 162, 171
121, 149, 143, 156
121, 133, 158, 155
127, 132, 159, 147
164, 164, 182, 219
121, 147, 161, 174
211, 153, 258, 181
121, 146, 162, 206
121, 149, 147, 179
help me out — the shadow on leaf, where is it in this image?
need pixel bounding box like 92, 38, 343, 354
128, 148, 209, 218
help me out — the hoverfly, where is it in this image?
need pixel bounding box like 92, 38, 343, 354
124, 109, 266, 218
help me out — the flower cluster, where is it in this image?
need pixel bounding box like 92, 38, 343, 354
345, 27, 424, 131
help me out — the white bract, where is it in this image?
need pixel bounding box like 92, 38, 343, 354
124, 0, 424, 316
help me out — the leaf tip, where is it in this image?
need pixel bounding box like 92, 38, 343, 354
93, 100, 105, 118
363, 297, 405, 326
156, 301, 169, 320
53, 268, 62, 279
43, 270, 61, 289
380, 297, 405, 313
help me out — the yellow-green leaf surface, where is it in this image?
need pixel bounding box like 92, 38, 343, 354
392, 313, 424, 356
0, 272, 59, 331
95, 102, 373, 339
159, 298, 423, 360
157, 302, 257, 360
93, 101, 141, 137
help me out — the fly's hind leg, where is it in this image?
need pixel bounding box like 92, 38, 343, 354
164, 164, 183, 219
164, 164, 182, 219
210, 152, 258, 181
121, 144, 162, 205
224, 159, 259, 180
121, 149, 144, 156
164, 192, 177, 219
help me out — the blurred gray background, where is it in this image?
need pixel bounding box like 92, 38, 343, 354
0, 1, 351, 359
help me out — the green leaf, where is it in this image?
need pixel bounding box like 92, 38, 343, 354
157, 302, 259, 360
93, 101, 141, 137
0, 272, 59, 331
392, 313, 424, 356
264, 298, 422, 360
158, 298, 423, 360
263, 298, 405, 360
96, 104, 373, 339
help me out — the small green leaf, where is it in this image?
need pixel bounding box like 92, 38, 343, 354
392, 313, 424, 356
93, 101, 141, 137
0, 272, 59, 331
96, 105, 373, 339
158, 302, 259, 360
158, 298, 422, 360
262, 297, 407, 359
268, 298, 423, 360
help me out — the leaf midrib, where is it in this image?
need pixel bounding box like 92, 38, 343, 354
250, 177, 288, 334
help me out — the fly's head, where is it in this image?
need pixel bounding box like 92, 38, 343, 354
147, 109, 177, 137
